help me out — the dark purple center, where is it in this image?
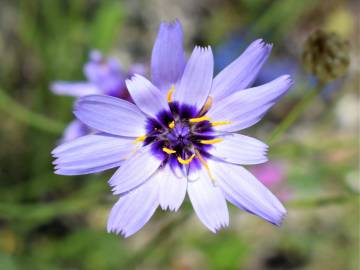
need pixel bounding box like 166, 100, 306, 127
144, 102, 215, 170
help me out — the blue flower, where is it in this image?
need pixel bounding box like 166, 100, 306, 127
52, 20, 292, 237
51, 50, 144, 141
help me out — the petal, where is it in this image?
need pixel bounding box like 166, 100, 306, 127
51, 81, 101, 97
151, 19, 186, 91
107, 175, 159, 237
211, 39, 272, 102
187, 169, 229, 232
157, 165, 187, 211
208, 75, 292, 132
52, 134, 134, 175
110, 145, 163, 194
61, 120, 89, 142
209, 160, 286, 225
208, 134, 268, 165
174, 46, 214, 112
126, 75, 170, 118
74, 95, 147, 137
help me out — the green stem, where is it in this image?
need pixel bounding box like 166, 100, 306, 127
0, 89, 66, 135
268, 82, 324, 145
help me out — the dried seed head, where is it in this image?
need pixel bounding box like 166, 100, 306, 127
302, 30, 349, 83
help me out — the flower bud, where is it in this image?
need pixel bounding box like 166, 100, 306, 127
302, 30, 349, 83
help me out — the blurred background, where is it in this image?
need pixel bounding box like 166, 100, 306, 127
0, 0, 358, 269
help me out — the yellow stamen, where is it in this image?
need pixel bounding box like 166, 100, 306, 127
200, 138, 224, 144
168, 121, 175, 129
162, 147, 176, 154
211, 121, 232, 126
167, 85, 175, 103
189, 116, 211, 123
199, 96, 213, 115
177, 154, 196, 165
133, 135, 146, 144
195, 149, 214, 181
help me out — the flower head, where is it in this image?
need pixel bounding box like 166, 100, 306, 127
51, 50, 144, 141
52, 20, 292, 237
302, 30, 349, 83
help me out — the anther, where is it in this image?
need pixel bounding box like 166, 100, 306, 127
167, 85, 175, 103
168, 121, 175, 129
177, 154, 196, 165
133, 135, 146, 144
162, 147, 176, 154
200, 138, 223, 144
189, 116, 211, 123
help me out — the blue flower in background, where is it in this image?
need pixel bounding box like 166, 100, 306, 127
52, 20, 292, 237
51, 50, 145, 141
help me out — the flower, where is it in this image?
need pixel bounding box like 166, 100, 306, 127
251, 162, 285, 188
52, 20, 292, 237
302, 30, 349, 83
251, 161, 292, 201
51, 50, 145, 141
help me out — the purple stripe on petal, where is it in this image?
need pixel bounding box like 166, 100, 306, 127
209, 134, 268, 165
208, 75, 292, 132
107, 175, 159, 237
110, 145, 163, 195
74, 95, 147, 137
209, 160, 286, 226
174, 46, 214, 113
211, 39, 272, 102
51, 81, 101, 97
151, 19, 186, 91
126, 74, 170, 118
157, 165, 187, 211
187, 168, 229, 233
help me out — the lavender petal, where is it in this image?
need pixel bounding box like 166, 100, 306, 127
107, 175, 159, 237
126, 74, 170, 118
211, 39, 272, 102
208, 75, 293, 132
187, 168, 229, 233
110, 145, 163, 194
209, 160, 286, 226
209, 134, 268, 165
151, 19, 186, 91
74, 95, 147, 137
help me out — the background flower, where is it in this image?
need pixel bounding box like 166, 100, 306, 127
51, 50, 145, 141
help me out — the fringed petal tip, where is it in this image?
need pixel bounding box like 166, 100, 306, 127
193, 45, 212, 54
210, 219, 230, 234
251, 38, 273, 51
272, 208, 287, 227
160, 18, 182, 29
107, 225, 136, 238
280, 74, 294, 87
160, 204, 180, 212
